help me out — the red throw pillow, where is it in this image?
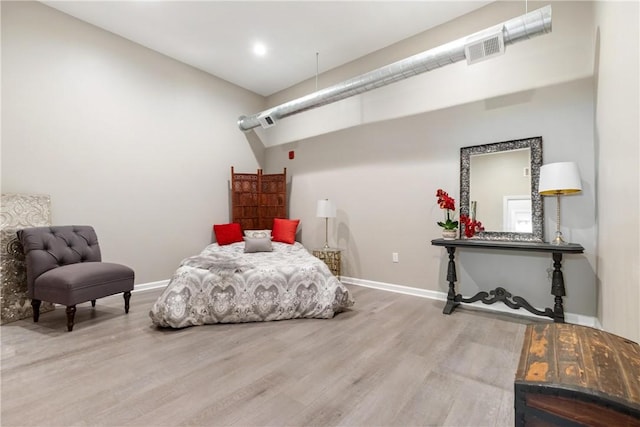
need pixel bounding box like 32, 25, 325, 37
213, 223, 243, 245
272, 218, 300, 244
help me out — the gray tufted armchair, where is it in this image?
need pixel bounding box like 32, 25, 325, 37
17, 225, 134, 331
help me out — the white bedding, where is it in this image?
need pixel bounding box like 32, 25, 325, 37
149, 241, 354, 328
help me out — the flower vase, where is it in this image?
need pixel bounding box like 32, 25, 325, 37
442, 229, 458, 240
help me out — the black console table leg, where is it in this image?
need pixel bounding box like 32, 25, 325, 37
551, 252, 566, 323
443, 246, 459, 315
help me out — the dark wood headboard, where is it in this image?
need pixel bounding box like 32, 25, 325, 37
231, 167, 287, 230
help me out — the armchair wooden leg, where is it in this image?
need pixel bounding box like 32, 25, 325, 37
31, 299, 41, 322
123, 291, 131, 314
91, 300, 96, 307
66, 305, 76, 332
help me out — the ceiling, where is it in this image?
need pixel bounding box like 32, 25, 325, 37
42, 1, 494, 97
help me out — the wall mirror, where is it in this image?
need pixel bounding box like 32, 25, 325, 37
460, 136, 543, 241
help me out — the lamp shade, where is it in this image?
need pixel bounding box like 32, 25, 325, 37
316, 199, 336, 218
538, 162, 582, 195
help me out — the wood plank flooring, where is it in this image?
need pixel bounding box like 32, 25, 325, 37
1, 285, 538, 427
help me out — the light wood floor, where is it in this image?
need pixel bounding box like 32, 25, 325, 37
1, 285, 538, 427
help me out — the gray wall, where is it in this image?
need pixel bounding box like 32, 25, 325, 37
264, 78, 597, 318
1, 1, 265, 284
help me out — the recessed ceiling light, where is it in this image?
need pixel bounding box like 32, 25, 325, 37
253, 42, 267, 57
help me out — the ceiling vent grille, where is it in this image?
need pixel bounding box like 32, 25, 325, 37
464, 31, 505, 65
257, 112, 277, 128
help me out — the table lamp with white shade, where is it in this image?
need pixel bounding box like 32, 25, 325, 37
538, 162, 582, 245
316, 199, 336, 249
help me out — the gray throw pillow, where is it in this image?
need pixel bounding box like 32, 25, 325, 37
244, 237, 273, 253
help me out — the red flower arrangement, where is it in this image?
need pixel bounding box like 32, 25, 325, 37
460, 215, 485, 238
436, 189, 458, 230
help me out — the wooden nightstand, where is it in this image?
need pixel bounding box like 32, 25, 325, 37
312, 248, 341, 278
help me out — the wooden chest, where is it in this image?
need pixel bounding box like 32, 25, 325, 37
515, 323, 640, 426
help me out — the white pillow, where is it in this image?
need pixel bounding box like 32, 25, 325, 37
244, 229, 272, 239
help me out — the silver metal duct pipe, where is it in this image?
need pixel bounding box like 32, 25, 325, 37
238, 5, 552, 132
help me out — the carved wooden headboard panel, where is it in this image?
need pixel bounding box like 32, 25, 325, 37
231, 167, 287, 230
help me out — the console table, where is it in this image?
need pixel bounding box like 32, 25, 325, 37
431, 239, 584, 323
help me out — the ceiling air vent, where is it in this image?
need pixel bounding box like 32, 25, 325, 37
257, 112, 277, 128
464, 30, 505, 65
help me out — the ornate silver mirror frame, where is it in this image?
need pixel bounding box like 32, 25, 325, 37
460, 136, 543, 242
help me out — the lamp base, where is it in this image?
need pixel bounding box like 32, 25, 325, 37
550, 194, 568, 245
550, 231, 567, 245
323, 217, 330, 249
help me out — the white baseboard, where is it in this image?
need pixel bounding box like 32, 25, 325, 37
340, 276, 600, 328
132, 280, 169, 293
133, 275, 600, 328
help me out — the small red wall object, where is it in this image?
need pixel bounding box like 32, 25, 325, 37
288, 151, 295, 159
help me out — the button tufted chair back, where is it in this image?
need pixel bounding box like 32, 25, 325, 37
18, 226, 102, 297
17, 225, 134, 331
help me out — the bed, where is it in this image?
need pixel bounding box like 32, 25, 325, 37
149, 240, 353, 328
149, 168, 354, 328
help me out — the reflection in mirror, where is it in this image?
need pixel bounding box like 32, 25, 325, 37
460, 136, 543, 241
470, 148, 531, 232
